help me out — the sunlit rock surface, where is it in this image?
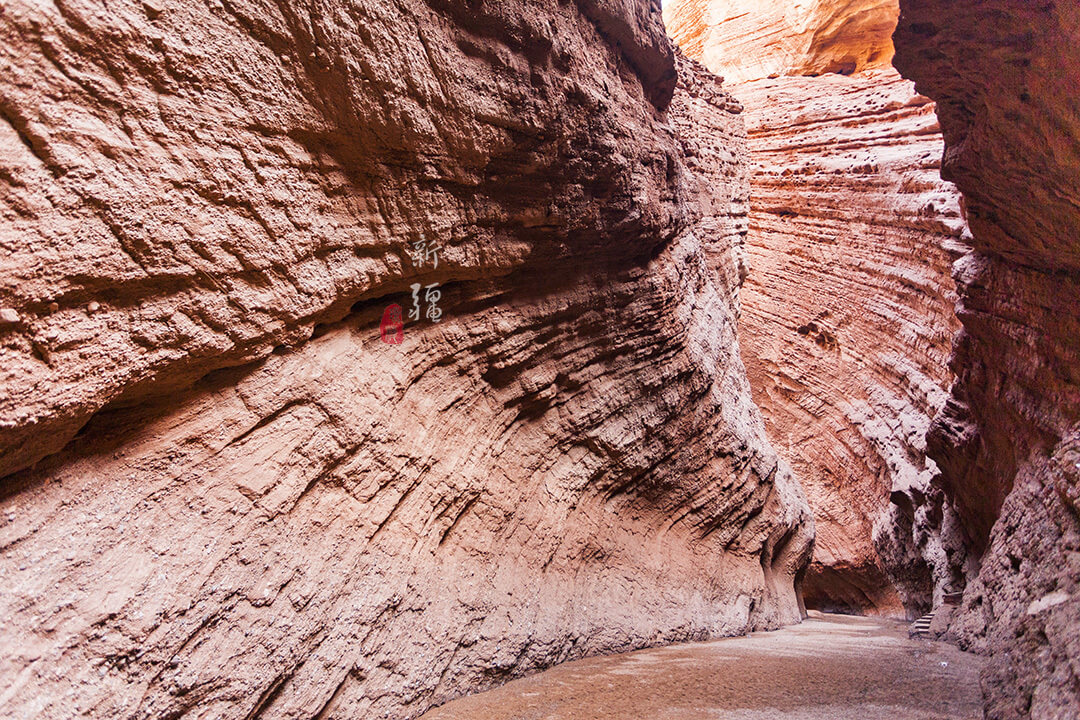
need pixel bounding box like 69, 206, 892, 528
665, 0, 967, 617
732, 69, 966, 617
0, 1, 813, 718
663, 0, 898, 84
895, 1, 1080, 717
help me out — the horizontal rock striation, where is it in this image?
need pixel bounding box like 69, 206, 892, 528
0, 0, 684, 480
0, 1, 812, 718
664, 0, 967, 617
731, 69, 966, 616
663, 0, 899, 84
895, 1, 1080, 716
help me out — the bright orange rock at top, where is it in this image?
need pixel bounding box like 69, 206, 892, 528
663, 0, 899, 83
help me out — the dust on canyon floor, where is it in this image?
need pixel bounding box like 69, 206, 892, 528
419, 613, 984, 720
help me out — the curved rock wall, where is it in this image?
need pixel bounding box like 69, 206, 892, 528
731, 69, 966, 616
663, 0, 898, 84
0, 1, 813, 718
665, 0, 967, 617
0, 0, 684, 480
894, 1, 1080, 716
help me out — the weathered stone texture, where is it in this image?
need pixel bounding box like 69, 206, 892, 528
0, 1, 813, 719
731, 69, 966, 616
0, 0, 684, 480
665, 0, 967, 617
895, 1, 1080, 716
663, 0, 899, 84
667, 0, 1080, 713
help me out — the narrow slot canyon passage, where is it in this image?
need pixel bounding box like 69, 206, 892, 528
665, 0, 968, 620
1, 0, 1077, 719
422, 1, 992, 716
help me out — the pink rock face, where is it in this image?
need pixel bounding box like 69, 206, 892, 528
729, 69, 965, 617
0, 2, 813, 719
666, 0, 967, 618
894, 1, 1080, 716
670, 0, 1080, 710
663, 0, 899, 84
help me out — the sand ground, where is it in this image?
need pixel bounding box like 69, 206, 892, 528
418, 612, 984, 719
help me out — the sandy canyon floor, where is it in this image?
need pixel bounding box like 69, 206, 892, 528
419, 613, 984, 720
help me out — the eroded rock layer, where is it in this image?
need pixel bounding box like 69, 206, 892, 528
732, 69, 965, 616
894, 1, 1080, 716
662, 0, 970, 617
0, 1, 813, 718
0, 0, 685, 480
663, 0, 899, 84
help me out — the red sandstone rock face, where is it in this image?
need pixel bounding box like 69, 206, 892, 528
667, 0, 1080, 712
663, 0, 899, 84
664, 0, 967, 618
894, 1, 1080, 716
667, 51, 752, 318
730, 69, 966, 616
0, 2, 813, 718
0, 0, 684, 480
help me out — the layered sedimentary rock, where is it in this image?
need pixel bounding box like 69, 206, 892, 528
666, 0, 966, 617
0, 1, 813, 718
0, 0, 687, 481
668, 0, 1080, 712
663, 0, 898, 84
732, 69, 966, 616
894, 1, 1080, 717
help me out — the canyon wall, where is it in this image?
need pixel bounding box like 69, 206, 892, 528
663, 0, 898, 84
733, 69, 966, 616
0, 1, 813, 718
669, 0, 1080, 714
666, 0, 967, 617
895, 1, 1080, 717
